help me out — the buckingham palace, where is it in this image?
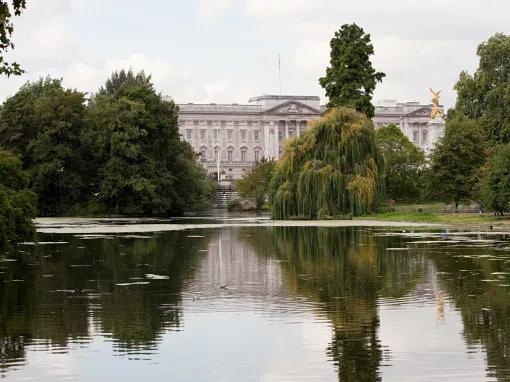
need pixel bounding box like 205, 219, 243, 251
176, 94, 445, 180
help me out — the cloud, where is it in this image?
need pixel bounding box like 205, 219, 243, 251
199, 0, 234, 25
293, 39, 329, 74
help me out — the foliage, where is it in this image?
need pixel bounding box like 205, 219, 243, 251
236, 157, 276, 209
271, 107, 385, 219
0, 0, 26, 76
0, 77, 87, 215
319, 23, 385, 118
0, 71, 213, 216
479, 145, 510, 214
427, 114, 486, 208
453, 33, 510, 144
375, 124, 426, 202
0, 150, 36, 251
85, 70, 212, 215
227, 199, 242, 212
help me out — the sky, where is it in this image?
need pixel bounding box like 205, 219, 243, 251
0, 0, 509, 108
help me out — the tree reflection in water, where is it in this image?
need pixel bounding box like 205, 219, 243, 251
0, 230, 211, 374
240, 226, 427, 382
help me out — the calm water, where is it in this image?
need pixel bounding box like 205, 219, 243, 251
1, 217, 510, 381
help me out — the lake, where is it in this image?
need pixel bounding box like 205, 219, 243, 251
1, 216, 509, 381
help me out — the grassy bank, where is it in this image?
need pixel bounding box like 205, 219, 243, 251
358, 203, 510, 225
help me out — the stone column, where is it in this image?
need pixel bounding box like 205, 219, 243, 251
272, 121, 279, 159
285, 121, 289, 140
263, 121, 270, 158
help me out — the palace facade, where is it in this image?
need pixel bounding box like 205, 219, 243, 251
177, 95, 445, 180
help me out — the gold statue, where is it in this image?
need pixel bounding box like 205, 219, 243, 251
430, 88, 444, 119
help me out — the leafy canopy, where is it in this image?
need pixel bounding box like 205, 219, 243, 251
319, 23, 385, 118
454, 33, 510, 144
0, 150, 37, 251
271, 107, 385, 219
0, 0, 26, 76
479, 145, 510, 214
0, 77, 87, 216
375, 125, 426, 202
427, 115, 486, 207
85, 69, 212, 215
236, 157, 276, 210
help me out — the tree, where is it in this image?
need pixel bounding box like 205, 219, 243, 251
0, 0, 27, 76
375, 125, 426, 202
271, 107, 385, 219
85, 70, 212, 215
479, 145, 510, 215
236, 157, 276, 210
454, 33, 510, 144
0, 150, 37, 251
427, 115, 486, 209
319, 23, 385, 118
0, 77, 87, 215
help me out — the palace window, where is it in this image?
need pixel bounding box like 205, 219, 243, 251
241, 129, 247, 141
199, 148, 206, 162
227, 129, 233, 141
413, 130, 419, 143
200, 129, 206, 141
422, 130, 428, 142
241, 149, 247, 162
213, 129, 219, 140
254, 130, 259, 141
254, 150, 260, 162
278, 130, 284, 141
186, 129, 192, 140
227, 149, 233, 162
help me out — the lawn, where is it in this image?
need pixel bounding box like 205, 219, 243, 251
358, 203, 510, 225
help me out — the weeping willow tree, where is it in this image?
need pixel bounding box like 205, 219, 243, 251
271, 107, 384, 219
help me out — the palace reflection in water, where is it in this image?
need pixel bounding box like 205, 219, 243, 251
1, 223, 510, 381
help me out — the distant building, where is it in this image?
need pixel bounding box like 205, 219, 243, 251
176, 95, 445, 180
373, 100, 445, 153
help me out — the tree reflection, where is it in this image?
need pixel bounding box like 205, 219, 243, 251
430, 247, 510, 380
240, 226, 425, 382
0, 230, 211, 374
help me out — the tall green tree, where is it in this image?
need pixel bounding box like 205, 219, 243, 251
479, 145, 510, 214
271, 107, 385, 219
319, 23, 385, 118
0, 78, 87, 215
454, 33, 510, 144
0, 0, 26, 76
0, 150, 36, 251
85, 70, 212, 215
236, 157, 276, 210
427, 115, 486, 209
375, 125, 426, 202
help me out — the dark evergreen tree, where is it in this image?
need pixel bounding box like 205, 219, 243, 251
319, 23, 385, 118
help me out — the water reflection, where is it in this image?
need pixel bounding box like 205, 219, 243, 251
240, 226, 431, 381
0, 230, 210, 374
0, 222, 509, 380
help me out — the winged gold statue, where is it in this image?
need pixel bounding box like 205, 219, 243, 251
430, 88, 444, 119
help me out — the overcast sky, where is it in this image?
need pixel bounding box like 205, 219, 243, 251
0, 0, 509, 108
